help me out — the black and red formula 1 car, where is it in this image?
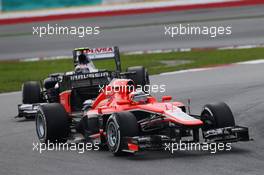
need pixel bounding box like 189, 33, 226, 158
35, 78, 250, 156
17, 46, 149, 119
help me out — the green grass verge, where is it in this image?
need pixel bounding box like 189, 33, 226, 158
0, 47, 264, 93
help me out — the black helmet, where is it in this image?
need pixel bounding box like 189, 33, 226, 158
78, 53, 89, 64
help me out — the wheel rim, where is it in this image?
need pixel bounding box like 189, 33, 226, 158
107, 122, 118, 147
202, 110, 215, 130
36, 114, 45, 138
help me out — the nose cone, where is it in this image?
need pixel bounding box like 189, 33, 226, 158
164, 108, 203, 126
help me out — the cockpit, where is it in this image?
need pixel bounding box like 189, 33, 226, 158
129, 90, 150, 104
74, 52, 98, 73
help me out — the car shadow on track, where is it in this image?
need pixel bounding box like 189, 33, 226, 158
14, 117, 35, 122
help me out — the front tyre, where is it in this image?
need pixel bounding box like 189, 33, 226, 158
201, 102, 235, 131
22, 81, 42, 104
36, 103, 69, 143
106, 112, 139, 156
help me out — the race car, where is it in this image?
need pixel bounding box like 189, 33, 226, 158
35, 78, 250, 156
17, 46, 149, 118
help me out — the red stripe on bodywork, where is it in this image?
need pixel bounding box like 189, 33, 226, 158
128, 143, 139, 152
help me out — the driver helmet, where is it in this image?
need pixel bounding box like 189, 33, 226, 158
78, 53, 90, 65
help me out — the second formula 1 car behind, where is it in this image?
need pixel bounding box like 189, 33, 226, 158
17, 46, 149, 119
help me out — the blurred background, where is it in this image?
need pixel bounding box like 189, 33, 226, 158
0, 0, 263, 61
0, 0, 159, 12
1, 0, 101, 11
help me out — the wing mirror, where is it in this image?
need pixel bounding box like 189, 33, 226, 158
82, 99, 93, 111
162, 96, 172, 102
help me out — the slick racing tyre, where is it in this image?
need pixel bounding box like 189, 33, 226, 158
43, 77, 57, 89
106, 112, 139, 156
36, 103, 69, 143
127, 66, 150, 90
22, 81, 42, 104
201, 102, 235, 131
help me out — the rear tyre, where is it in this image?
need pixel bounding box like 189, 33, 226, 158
127, 66, 150, 91
22, 81, 42, 104
36, 103, 69, 143
106, 112, 139, 156
201, 102, 235, 131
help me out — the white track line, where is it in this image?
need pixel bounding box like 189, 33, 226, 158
160, 67, 216, 75
236, 59, 264, 65
161, 59, 264, 76
0, 91, 20, 97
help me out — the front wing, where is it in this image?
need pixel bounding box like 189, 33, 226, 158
123, 125, 250, 153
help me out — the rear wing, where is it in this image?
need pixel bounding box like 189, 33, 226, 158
73, 46, 121, 72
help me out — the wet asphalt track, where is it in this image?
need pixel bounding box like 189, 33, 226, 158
0, 5, 264, 60
0, 62, 264, 175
